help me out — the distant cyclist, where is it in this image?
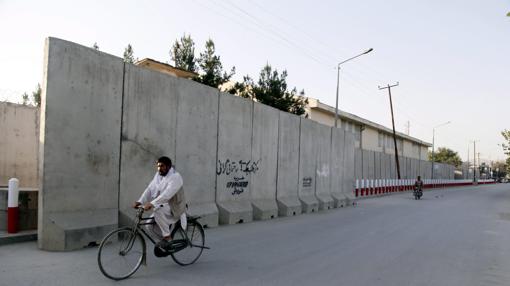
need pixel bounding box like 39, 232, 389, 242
133, 156, 186, 250
414, 176, 424, 199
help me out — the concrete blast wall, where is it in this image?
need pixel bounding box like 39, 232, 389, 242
352, 149, 455, 182
343, 133, 356, 204
315, 124, 333, 210
298, 119, 319, 213
276, 112, 301, 216
250, 102, 279, 220
39, 38, 122, 250
0, 103, 39, 188
216, 93, 254, 225
330, 128, 346, 207
39, 38, 453, 250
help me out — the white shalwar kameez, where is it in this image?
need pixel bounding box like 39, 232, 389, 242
137, 167, 186, 238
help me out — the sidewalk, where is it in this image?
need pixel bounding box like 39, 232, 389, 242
0, 229, 37, 246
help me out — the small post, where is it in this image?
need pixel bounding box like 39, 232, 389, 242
8, 178, 20, 233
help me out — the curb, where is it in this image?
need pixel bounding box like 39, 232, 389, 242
0, 230, 37, 246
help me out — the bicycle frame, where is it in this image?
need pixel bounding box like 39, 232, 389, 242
131, 207, 209, 251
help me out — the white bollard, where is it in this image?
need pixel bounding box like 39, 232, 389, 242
8, 178, 20, 233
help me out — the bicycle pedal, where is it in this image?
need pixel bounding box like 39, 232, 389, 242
169, 239, 188, 252
154, 246, 170, 258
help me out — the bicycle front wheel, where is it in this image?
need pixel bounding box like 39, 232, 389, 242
97, 227, 146, 280
170, 221, 205, 266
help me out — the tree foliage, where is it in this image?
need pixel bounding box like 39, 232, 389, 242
32, 84, 41, 107
171, 34, 197, 73
429, 147, 462, 167
492, 160, 507, 178
22, 92, 29, 105
19, 84, 41, 107
92, 42, 99, 50
123, 44, 135, 63
195, 39, 235, 88
501, 129, 510, 174
228, 64, 308, 116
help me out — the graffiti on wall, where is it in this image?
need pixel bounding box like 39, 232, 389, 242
217, 158, 262, 196
302, 177, 313, 188
216, 159, 261, 176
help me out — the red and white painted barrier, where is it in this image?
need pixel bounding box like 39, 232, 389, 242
8, 178, 20, 234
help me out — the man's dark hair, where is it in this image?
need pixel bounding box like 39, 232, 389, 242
157, 156, 172, 167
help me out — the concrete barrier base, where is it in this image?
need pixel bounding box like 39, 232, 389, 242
344, 193, 358, 206
251, 199, 278, 220
299, 195, 319, 213
187, 202, 219, 228
39, 208, 117, 251
331, 193, 348, 208
316, 194, 334, 210
217, 201, 253, 225
277, 197, 302, 217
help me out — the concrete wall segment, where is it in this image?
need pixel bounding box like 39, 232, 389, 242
39, 38, 123, 250
0, 103, 39, 188
276, 111, 302, 216
119, 63, 179, 227
343, 132, 356, 204
314, 124, 333, 210
298, 118, 319, 213
216, 92, 253, 224
330, 127, 346, 207
174, 79, 220, 227
250, 102, 279, 220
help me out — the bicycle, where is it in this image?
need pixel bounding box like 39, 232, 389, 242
97, 206, 209, 280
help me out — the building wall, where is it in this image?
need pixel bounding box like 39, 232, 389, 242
361, 127, 381, 152
307, 104, 428, 160
0, 102, 39, 187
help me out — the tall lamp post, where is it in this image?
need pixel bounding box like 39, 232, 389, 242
334, 48, 373, 128
431, 121, 451, 179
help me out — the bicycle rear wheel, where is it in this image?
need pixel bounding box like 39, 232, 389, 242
170, 221, 205, 266
97, 227, 146, 280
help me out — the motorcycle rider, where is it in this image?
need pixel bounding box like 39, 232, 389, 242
414, 176, 424, 198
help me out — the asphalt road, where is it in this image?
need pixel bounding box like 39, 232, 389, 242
1, 184, 510, 286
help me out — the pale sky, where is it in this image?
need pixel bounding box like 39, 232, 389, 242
1, 0, 509, 162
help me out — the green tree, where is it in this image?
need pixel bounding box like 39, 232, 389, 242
502, 130, 510, 174
428, 147, 462, 167
21, 92, 29, 105
195, 39, 235, 88
92, 42, 99, 50
492, 160, 507, 178
229, 64, 308, 116
31, 84, 41, 107
171, 34, 197, 72
123, 44, 135, 63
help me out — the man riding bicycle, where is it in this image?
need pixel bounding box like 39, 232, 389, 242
414, 176, 424, 199
133, 156, 186, 250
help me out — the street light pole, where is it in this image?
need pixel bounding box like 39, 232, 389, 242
431, 121, 451, 179
334, 48, 373, 128
470, 140, 479, 183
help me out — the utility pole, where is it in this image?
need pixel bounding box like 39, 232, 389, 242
467, 144, 470, 180
478, 152, 481, 179
472, 140, 478, 183
379, 82, 401, 179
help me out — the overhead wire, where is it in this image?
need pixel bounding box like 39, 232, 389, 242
190, 0, 433, 134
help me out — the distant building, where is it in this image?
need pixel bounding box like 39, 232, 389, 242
135, 58, 198, 79
305, 97, 431, 160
